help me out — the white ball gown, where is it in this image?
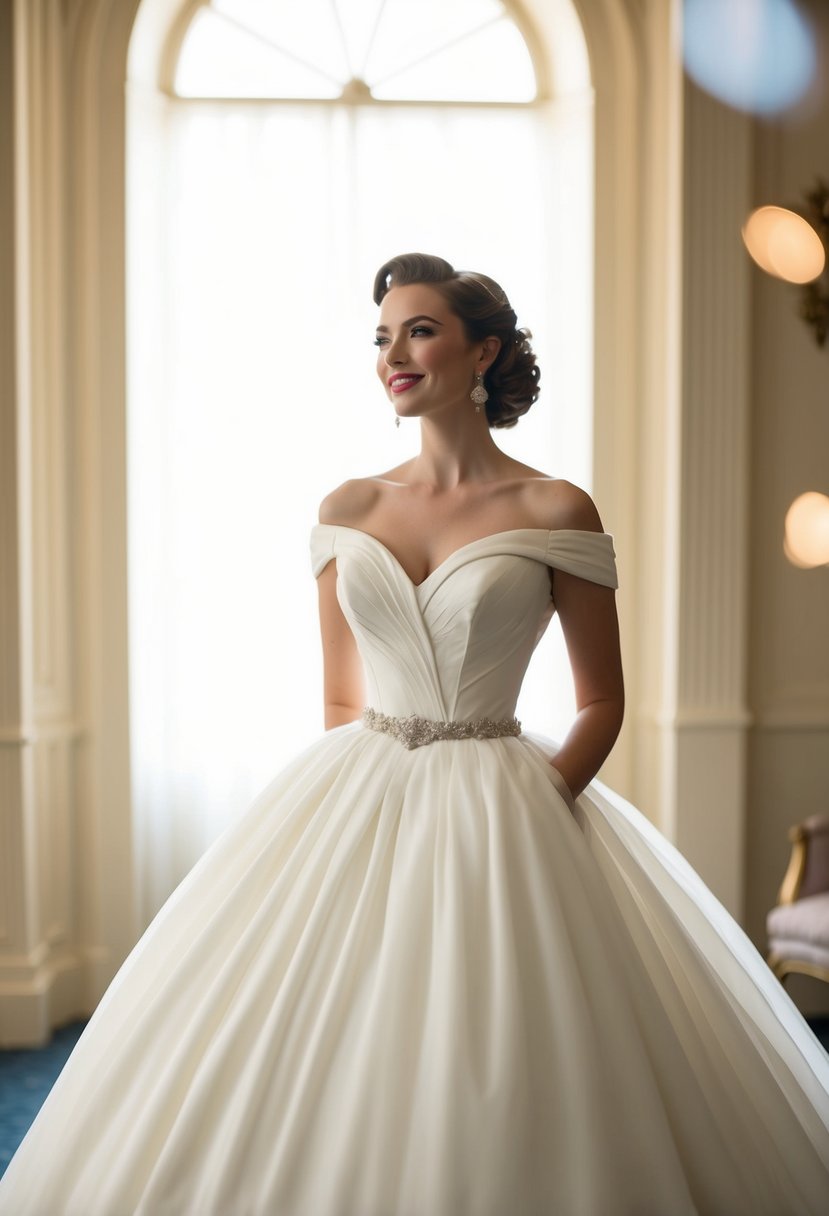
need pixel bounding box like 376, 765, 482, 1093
1, 524, 829, 1216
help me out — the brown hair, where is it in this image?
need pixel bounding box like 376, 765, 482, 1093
372, 253, 540, 429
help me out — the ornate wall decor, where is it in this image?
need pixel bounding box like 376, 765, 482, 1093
799, 178, 829, 347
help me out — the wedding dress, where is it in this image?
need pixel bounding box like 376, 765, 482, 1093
1, 524, 828, 1215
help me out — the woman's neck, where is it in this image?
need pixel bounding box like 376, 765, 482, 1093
408, 414, 513, 490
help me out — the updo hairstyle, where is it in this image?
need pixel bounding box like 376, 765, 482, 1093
372, 253, 540, 429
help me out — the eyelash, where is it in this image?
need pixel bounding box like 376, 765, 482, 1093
373, 326, 433, 347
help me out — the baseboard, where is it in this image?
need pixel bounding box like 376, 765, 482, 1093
0, 952, 96, 1047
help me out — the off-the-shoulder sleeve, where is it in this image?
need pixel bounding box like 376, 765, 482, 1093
545, 529, 618, 589
310, 524, 336, 577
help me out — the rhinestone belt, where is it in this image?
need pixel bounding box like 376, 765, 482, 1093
361, 707, 522, 750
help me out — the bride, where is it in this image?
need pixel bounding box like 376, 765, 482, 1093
1, 252, 828, 1215
319, 253, 621, 805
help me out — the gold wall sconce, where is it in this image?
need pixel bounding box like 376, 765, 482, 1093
742, 182, 829, 570
742, 178, 829, 347
798, 179, 829, 347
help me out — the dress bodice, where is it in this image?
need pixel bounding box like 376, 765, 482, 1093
310, 525, 618, 723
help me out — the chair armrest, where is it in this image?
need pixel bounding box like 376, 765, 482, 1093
778, 826, 808, 905
777, 815, 829, 905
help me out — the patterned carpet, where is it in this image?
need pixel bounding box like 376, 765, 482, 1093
2, 1017, 829, 1180
0, 1020, 87, 1178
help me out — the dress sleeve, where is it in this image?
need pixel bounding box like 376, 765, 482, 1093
309, 524, 337, 577
545, 529, 618, 589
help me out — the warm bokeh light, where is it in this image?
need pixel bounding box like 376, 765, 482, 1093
742, 206, 826, 284
683, 0, 816, 115
784, 492, 829, 568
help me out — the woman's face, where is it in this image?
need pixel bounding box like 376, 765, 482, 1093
375, 283, 485, 422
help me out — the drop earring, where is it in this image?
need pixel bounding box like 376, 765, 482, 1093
470, 373, 488, 413
394, 415, 400, 428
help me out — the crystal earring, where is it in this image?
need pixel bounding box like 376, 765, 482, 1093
395, 415, 400, 428
470, 373, 488, 413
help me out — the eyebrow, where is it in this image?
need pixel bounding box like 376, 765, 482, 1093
375, 314, 445, 333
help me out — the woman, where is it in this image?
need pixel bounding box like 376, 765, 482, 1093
1, 253, 828, 1215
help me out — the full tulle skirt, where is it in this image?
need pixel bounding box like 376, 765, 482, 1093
1, 722, 828, 1215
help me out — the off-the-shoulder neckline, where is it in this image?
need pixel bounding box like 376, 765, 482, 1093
311, 523, 611, 591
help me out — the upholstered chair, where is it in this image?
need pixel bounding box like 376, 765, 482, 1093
767, 815, 829, 987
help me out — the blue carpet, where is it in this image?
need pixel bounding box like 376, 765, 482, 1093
0, 1020, 87, 1178
2, 1017, 829, 1181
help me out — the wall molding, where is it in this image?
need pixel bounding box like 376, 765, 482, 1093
639, 708, 754, 731
664, 80, 754, 918
754, 713, 829, 731
0, 0, 140, 1046
0, 720, 87, 745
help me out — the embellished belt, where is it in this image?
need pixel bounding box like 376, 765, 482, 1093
361, 707, 522, 750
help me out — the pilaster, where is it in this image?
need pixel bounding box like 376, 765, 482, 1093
671, 82, 753, 916
0, 0, 86, 1045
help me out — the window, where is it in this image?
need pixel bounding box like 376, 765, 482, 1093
175, 0, 537, 102
127, 0, 592, 921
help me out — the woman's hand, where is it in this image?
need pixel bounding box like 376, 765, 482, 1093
547, 763, 577, 814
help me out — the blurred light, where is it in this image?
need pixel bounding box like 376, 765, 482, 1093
742, 206, 826, 283
784, 492, 829, 568
683, 0, 816, 115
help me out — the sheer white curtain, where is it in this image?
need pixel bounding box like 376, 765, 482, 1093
127, 95, 592, 924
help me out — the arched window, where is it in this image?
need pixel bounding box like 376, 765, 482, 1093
175, 0, 538, 101
127, 0, 592, 922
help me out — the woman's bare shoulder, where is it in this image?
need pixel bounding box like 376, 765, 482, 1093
318, 462, 415, 526
318, 479, 378, 526
522, 476, 604, 533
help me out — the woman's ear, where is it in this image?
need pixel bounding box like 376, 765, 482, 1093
477, 335, 502, 373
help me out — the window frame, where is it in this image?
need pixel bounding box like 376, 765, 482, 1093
158, 0, 552, 105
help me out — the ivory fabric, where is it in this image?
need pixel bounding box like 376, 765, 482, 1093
1, 525, 828, 1215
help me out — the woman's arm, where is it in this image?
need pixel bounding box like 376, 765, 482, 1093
539, 482, 624, 803
316, 559, 365, 729
315, 481, 373, 728
547, 571, 624, 802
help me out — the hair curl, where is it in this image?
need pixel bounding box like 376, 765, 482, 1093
372, 253, 540, 429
